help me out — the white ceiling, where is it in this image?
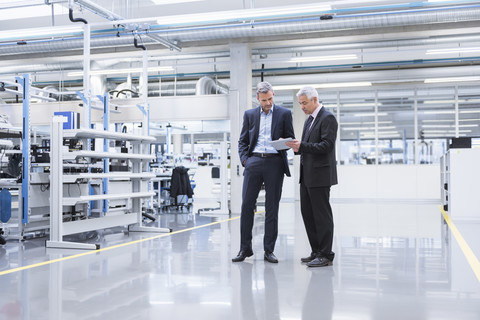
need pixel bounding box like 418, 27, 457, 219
1, 0, 480, 139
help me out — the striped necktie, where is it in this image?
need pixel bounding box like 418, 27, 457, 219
301, 115, 314, 165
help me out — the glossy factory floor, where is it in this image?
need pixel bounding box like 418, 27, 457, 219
0, 199, 480, 320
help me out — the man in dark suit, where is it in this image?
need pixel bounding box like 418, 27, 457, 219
286, 86, 338, 267
232, 81, 295, 263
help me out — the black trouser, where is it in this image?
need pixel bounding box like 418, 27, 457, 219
300, 184, 334, 260
240, 155, 284, 253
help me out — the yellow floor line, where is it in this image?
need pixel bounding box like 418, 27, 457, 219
441, 207, 480, 283
0, 213, 251, 277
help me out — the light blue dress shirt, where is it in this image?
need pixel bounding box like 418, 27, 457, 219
253, 106, 278, 154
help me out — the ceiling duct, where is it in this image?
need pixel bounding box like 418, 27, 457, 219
2, 6, 480, 57
195, 76, 229, 95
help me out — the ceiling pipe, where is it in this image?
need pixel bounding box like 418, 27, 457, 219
195, 76, 229, 95
253, 33, 480, 56
1, 5, 480, 56
73, 0, 123, 21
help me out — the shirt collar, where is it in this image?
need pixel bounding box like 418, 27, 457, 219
310, 104, 323, 119
260, 105, 274, 115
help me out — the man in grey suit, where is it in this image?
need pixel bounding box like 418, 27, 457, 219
286, 86, 338, 267
232, 81, 295, 263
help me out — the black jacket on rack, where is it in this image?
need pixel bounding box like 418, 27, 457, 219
169, 166, 193, 199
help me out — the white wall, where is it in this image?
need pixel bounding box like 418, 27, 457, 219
328, 165, 440, 200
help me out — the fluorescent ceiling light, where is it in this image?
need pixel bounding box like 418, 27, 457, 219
426, 47, 480, 55
422, 130, 471, 134
342, 102, 376, 107
424, 99, 480, 104
423, 134, 467, 137
361, 131, 398, 135
67, 66, 174, 77
422, 124, 478, 128
422, 124, 453, 128
424, 76, 480, 83
274, 82, 371, 91
342, 121, 392, 125
353, 112, 387, 117
2, 25, 83, 41
288, 55, 357, 63
422, 119, 454, 122
460, 109, 480, 114
343, 126, 396, 131
152, 0, 205, 4
156, 3, 331, 26
424, 109, 480, 114
422, 110, 455, 114
320, 82, 371, 89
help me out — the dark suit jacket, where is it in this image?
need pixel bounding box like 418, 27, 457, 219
299, 107, 338, 187
238, 105, 295, 177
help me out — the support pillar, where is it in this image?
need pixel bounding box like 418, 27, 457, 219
292, 90, 305, 201
173, 134, 183, 156
229, 42, 252, 214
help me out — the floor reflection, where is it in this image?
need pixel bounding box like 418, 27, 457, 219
0, 201, 479, 319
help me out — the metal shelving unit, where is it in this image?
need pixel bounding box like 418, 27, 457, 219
47, 117, 170, 250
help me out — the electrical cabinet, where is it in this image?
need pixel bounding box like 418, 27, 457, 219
441, 148, 480, 220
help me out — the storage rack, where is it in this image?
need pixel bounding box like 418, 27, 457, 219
47, 117, 170, 250
0, 74, 54, 240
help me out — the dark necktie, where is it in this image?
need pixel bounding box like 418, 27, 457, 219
301, 115, 314, 165
303, 115, 314, 141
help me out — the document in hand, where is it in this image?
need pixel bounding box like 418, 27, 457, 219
270, 138, 293, 150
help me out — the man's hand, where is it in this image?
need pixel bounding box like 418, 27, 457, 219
285, 139, 301, 152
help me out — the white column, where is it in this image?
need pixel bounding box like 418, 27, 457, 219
173, 134, 183, 155
82, 23, 91, 129
292, 90, 305, 201
229, 43, 252, 214
190, 134, 195, 160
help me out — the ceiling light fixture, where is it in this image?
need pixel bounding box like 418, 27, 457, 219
353, 112, 387, 117
424, 76, 480, 83
422, 124, 479, 128
288, 54, 357, 63
156, 3, 331, 26
67, 66, 174, 77
426, 47, 480, 55
274, 82, 371, 91
342, 121, 393, 125
343, 126, 396, 131
422, 110, 455, 114
424, 99, 480, 104
341, 102, 376, 107
152, 0, 205, 4
460, 109, 480, 114
1, 25, 83, 41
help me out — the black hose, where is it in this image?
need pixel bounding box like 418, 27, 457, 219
134, 38, 146, 50
116, 89, 138, 98
69, 8, 88, 24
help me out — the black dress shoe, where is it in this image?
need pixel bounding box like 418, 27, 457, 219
306, 256, 332, 267
264, 252, 278, 263
300, 253, 316, 263
232, 250, 253, 262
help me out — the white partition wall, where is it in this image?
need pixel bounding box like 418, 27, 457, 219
329, 165, 440, 201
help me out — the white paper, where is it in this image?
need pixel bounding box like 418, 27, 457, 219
270, 138, 293, 150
